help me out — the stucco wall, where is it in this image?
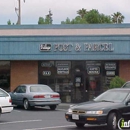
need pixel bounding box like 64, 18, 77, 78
10, 61, 38, 91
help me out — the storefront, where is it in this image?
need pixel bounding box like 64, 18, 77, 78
38, 60, 119, 103
0, 24, 130, 103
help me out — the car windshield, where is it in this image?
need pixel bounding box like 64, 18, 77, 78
30, 85, 53, 92
94, 90, 129, 103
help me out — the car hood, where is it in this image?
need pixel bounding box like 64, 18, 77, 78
71, 101, 122, 111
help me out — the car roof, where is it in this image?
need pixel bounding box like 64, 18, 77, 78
19, 84, 48, 87
108, 88, 130, 92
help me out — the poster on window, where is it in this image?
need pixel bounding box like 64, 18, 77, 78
57, 67, 69, 75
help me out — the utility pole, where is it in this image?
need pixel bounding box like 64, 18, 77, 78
15, 0, 25, 25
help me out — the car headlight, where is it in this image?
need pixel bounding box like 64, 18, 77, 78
68, 108, 72, 113
85, 110, 103, 114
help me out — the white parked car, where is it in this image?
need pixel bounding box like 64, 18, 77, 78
122, 81, 130, 88
0, 88, 13, 115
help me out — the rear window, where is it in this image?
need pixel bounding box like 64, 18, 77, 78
0, 89, 9, 97
30, 85, 53, 92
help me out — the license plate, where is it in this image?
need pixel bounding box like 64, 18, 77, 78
45, 95, 50, 98
72, 114, 79, 120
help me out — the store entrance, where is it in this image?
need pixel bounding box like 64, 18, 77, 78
71, 72, 88, 103
86, 76, 101, 100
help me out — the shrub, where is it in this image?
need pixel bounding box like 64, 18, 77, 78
109, 76, 126, 89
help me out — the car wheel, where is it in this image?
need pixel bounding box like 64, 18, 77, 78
23, 99, 30, 110
49, 105, 56, 110
107, 112, 117, 130
75, 122, 85, 128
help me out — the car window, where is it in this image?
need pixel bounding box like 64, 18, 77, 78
14, 86, 26, 93
94, 90, 129, 102
30, 85, 53, 92
0, 89, 8, 97
20, 86, 26, 93
123, 83, 130, 88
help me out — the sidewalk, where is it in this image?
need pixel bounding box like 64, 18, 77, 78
57, 103, 75, 110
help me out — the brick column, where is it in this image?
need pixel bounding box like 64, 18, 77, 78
10, 61, 38, 91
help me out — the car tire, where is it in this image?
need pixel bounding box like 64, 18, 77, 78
75, 122, 85, 128
107, 112, 117, 130
49, 105, 56, 110
23, 99, 30, 110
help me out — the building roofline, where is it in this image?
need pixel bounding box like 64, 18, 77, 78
1, 24, 130, 30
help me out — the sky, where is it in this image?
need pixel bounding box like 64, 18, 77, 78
1, 0, 130, 25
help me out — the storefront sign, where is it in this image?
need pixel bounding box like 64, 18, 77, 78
56, 61, 71, 68
84, 43, 114, 52
105, 76, 114, 84
42, 71, 51, 76
57, 67, 69, 75
105, 62, 116, 70
41, 62, 52, 67
87, 67, 100, 75
54, 44, 73, 52
106, 71, 115, 76
40, 44, 51, 51
40, 43, 114, 52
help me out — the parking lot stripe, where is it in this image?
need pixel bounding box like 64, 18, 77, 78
0, 120, 42, 125
24, 125, 75, 130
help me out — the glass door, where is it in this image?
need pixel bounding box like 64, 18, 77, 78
71, 72, 88, 103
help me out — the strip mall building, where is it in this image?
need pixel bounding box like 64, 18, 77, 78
0, 24, 130, 103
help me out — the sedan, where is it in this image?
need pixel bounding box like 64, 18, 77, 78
10, 84, 61, 110
0, 88, 13, 116
65, 88, 130, 130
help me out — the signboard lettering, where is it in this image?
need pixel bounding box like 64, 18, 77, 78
87, 67, 100, 75
105, 62, 116, 70
40, 44, 51, 51
40, 43, 114, 52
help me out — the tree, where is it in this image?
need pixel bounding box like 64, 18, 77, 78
85, 9, 112, 24
109, 76, 125, 89
7, 20, 11, 25
7, 20, 15, 25
46, 9, 53, 24
61, 9, 112, 24
38, 17, 45, 24
61, 17, 71, 24
111, 12, 125, 23
38, 9, 53, 24
77, 8, 87, 19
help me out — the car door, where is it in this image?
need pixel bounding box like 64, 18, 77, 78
0, 89, 12, 113
11, 86, 26, 105
122, 93, 130, 118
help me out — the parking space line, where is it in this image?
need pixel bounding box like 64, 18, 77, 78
24, 125, 75, 130
0, 120, 42, 125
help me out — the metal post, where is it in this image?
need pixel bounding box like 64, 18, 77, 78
18, 0, 21, 25
15, 0, 22, 25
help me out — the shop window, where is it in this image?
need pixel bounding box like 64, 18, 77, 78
0, 61, 10, 91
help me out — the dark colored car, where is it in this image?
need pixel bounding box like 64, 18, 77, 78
65, 88, 130, 130
10, 84, 61, 110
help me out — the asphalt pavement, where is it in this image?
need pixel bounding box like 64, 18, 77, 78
57, 103, 74, 110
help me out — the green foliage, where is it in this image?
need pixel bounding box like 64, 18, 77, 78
38, 17, 45, 24
38, 10, 53, 24
7, 20, 11, 25
109, 76, 126, 89
61, 8, 124, 24
111, 12, 125, 23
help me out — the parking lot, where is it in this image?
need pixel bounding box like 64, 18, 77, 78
0, 106, 108, 130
